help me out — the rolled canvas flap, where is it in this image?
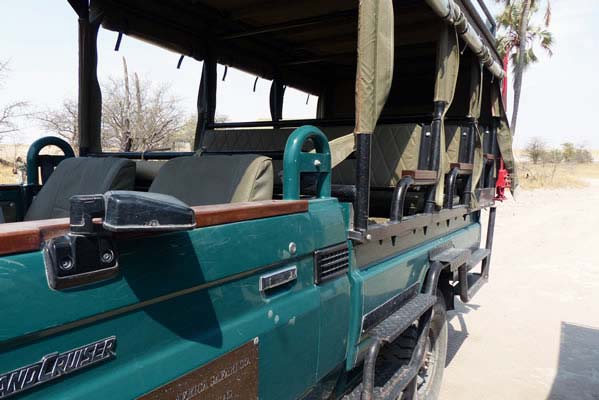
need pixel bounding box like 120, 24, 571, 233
329, 133, 356, 168
468, 60, 483, 119
469, 126, 484, 208
434, 26, 460, 207
355, 0, 394, 135
434, 27, 460, 105
468, 59, 484, 207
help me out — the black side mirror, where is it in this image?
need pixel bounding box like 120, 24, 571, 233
103, 191, 196, 232
70, 191, 196, 234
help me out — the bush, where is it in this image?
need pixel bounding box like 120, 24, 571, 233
525, 137, 547, 164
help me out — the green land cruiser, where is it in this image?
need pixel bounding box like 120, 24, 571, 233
0, 0, 516, 399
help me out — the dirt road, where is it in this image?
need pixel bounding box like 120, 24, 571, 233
440, 181, 599, 400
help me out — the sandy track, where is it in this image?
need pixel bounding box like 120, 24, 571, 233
440, 181, 599, 400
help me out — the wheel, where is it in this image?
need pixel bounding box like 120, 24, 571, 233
378, 291, 448, 400
414, 291, 448, 399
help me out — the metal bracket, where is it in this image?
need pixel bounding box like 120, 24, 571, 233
43, 195, 118, 290
44, 234, 118, 291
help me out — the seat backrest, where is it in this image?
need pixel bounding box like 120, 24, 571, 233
445, 125, 467, 164
149, 154, 273, 206
201, 128, 292, 153
25, 157, 136, 221
201, 126, 352, 184
332, 123, 422, 187
201, 127, 352, 153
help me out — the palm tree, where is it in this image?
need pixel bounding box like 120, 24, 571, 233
496, 0, 553, 135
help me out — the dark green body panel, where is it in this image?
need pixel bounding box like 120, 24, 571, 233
0, 199, 348, 399
0, 197, 481, 399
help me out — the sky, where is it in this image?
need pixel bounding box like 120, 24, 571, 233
0, 1, 317, 144
1, 0, 598, 150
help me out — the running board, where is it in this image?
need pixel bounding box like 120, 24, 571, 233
430, 243, 491, 303
468, 248, 490, 271
369, 294, 436, 343
457, 248, 491, 303
344, 294, 436, 400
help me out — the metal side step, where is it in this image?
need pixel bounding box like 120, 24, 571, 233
343, 324, 429, 400
430, 247, 471, 272
467, 248, 490, 271
465, 273, 486, 300
343, 294, 436, 400
370, 294, 436, 344
456, 248, 491, 303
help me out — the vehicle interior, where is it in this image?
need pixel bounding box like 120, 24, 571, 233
1, 0, 515, 230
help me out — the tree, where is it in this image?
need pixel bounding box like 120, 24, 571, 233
542, 148, 562, 164
102, 57, 184, 151
575, 145, 593, 164
173, 114, 231, 150
561, 142, 575, 163
38, 100, 79, 152
0, 60, 27, 142
496, 0, 553, 134
40, 57, 185, 152
524, 137, 546, 164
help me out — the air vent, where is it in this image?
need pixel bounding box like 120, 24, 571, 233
314, 243, 349, 284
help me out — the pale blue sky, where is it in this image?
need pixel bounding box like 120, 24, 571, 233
1, 0, 598, 149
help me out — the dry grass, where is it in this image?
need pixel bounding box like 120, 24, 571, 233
0, 144, 28, 185
0, 167, 19, 184
517, 162, 599, 190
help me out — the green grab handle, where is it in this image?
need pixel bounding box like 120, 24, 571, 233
26, 136, 75, 185
283, 125, 331, 200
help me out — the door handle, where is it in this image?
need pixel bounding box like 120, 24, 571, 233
259, 266, 297, 293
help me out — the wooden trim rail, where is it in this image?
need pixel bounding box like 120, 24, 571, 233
0, 200, 308, 256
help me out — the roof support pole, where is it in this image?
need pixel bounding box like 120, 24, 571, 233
269, 79, 285, 122
354, 133, 372, 233
76, 1, 103, 155
194, 57, 217, 150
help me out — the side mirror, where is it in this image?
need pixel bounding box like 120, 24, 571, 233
103, 191, 196, 232
70, 191, 196, 234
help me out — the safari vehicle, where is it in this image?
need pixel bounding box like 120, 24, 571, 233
0, 0, 516, 399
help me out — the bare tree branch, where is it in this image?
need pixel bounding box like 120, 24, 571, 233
0, 60, 28, 142
40, 56, 186, 153
37, 100, 80, 152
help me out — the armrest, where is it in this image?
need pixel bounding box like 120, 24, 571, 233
402, 170, 437, 185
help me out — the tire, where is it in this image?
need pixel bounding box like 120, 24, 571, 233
378, 291, 448, 400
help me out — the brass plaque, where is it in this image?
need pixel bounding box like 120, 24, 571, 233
138, 339, 259, 400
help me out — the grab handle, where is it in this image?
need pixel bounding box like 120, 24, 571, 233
283, 125, 331, 200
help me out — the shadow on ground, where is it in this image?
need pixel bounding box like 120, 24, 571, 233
445, 301, 480, 367
547, 322, 599, 400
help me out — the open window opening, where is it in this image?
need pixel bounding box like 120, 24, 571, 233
94, 28, 202, 154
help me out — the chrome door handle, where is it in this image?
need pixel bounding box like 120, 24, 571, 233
259, 266, 297, 293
